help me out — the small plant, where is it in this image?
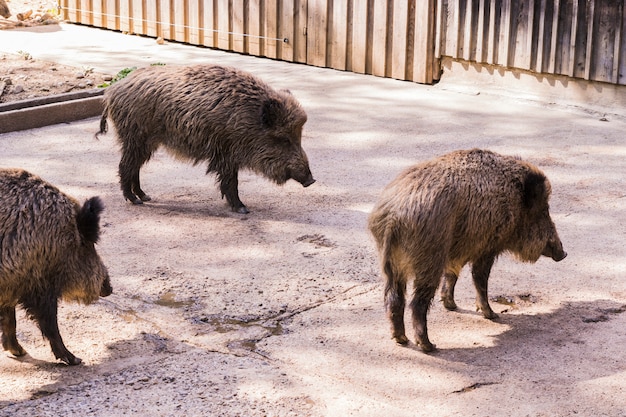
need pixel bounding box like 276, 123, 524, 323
98, 66, 137, 88
82, 66, 94, 77
17, 50, 32, 60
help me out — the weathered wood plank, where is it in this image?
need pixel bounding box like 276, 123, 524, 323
476, 0, 486, 62
391, 0, 408, 79
280, 0, 295, 61
371, 0, 388, 76
535, 0, 547, 72
265, 0, 278, 59
247, 0, 261, 55
462, 0, 473, 61
548, 0, 560, 73
307, 0, 328, 67
216, 0, 230, 50
329, 0, 348, 70
487, 0, 497, 64
294, 0, 307, 64
232, 0, 245, 53
351, 0, 368, 73
187, 0, 200, 44
413, 0, 435, 83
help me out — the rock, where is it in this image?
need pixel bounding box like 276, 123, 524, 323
0, 0, 10, 18
13, 85, 24, 94
17, 9, 33, 21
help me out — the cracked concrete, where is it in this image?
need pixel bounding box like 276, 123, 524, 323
1, 23, 626, 417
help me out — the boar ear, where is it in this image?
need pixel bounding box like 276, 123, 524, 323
261, 98, 283, 128
523, 171, 547, 210
77, 196, 104, 244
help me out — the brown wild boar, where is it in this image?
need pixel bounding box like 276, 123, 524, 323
368, 149, 566, 352
0, 169, 112, 365
98, 64, 315, 214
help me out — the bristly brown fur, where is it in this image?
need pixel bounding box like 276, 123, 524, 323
98, 64, 315, 213
368, 149, 566, 352
0, 168, 111, 365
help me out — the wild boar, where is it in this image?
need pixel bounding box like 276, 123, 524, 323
97, 64, 315, 214
368, 149, 566, 352
0, 169, 112, 365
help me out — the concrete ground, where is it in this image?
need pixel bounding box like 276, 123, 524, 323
1, 23, 625, 417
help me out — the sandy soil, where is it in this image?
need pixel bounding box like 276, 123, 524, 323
0, 0, 112, 103
0, 27, 625, 417
0, 51, 110, 102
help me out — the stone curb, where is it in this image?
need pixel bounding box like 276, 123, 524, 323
0, 89, 104, 134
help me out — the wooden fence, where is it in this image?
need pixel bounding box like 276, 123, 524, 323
60, 0, 625, 86
438, 0, 626, 85
60, 0, 437, 84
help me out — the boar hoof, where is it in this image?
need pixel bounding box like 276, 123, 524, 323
139, 194, 152, 202
418, 340, 436, 353
233, 205, 250, 214
126, 196, 143, 205
442, 298, 457, 311
477, 305, 499, 320
4, 345, 27, 358
393, 335, 409, 345
60, 355, 82, 366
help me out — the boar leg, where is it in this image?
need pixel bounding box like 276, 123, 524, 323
219, 169, 249, 214
472, 255, 498, 319
119, 140, 153, 205
383, 263, 408, 345
410, 271, 441, 352
0, 306, 27, 357
441, 264, 463, 311
25, 298, 82, 366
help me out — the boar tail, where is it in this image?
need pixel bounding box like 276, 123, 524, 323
95, 107, 109, 139
380, 223, 399, 284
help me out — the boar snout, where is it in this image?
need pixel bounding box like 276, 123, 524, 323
543, 239, 567, 262
100, 275, 113, 297
301, 176, 316, 187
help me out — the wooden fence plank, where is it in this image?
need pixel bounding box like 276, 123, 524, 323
548, 0, 559, 73
232, 0, 245, 53
413, 0, 435, 83
351, 0, 368, 73
476, 0, 486, 62
216, 0, 230, 50
523, 0, 535, 70
584, 0, 594, 80
487, 0, 497, 64
144, 0, 156, 37
567, 0, 578, 77
130, 0, 142, 34
462, 0, 473, 61
294, 0, 307, 63
248, 0, 261, 55
535, 0, 547, 72
265, 0, 278, 59
329, 0, 348, 70
613, 1, 624, 84
390, 0, 408, 79
307, 0, 328, 67
280, 0, 295, 61
119, 0, 130, 32
187, 0, 200, 44
371, 0, 388, 76
498, 0, 511, 66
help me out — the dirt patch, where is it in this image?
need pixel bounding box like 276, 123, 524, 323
0, 0, 112, 103
0, 52, 110, 103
